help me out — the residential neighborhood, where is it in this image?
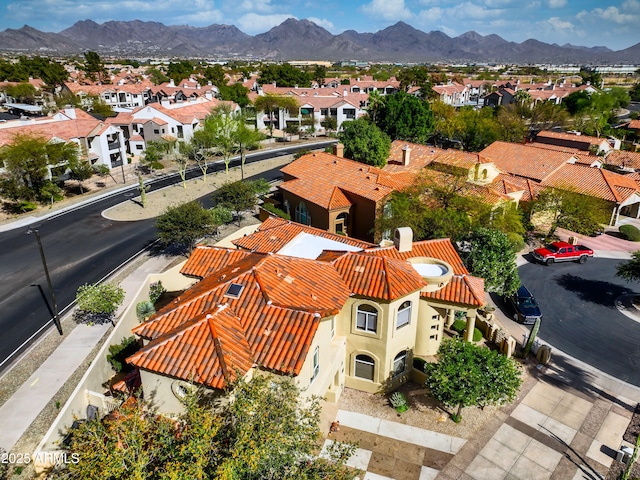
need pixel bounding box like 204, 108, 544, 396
1, 27, 640, 480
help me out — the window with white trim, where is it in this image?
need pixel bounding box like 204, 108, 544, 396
311, 346, 319, 383
354, 354, 375, 381
396, 301, 411, 329
393, 351, 407, 377
356, 304, 378, 333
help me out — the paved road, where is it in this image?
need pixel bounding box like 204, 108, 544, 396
0, 142, 334, 371
518, 256, 640, 386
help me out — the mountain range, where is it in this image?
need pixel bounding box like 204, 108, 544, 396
0, 18, 638, 64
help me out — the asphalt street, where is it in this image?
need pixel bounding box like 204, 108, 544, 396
518, 256, 640, 387
0, 142, 334, 371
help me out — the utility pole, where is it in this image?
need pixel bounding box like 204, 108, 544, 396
28, 228, 62, 335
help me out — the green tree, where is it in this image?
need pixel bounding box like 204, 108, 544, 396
532, 187, 610, 237
57, 376, 356, 480
87, 95, 115, 117
211, 179, 269, 226
68, 157, 94, 194
156, 201, 218, 252
235, 114, 263, 180
425, 338, 523, 421
321, 115, 338, 137
166, 60, 194, 84
461, 227, 520, 297
203, 63, 226, 87
313, 64, 327, 86
616, 251, 640, 283
82, 51, 108, 83
373, 91, 435, 143
258, 63, 312, 88
75, 282, 125, 323
456, 107, 500, 152
253, 94, 299, 139
0, 134, 78, 204
5, 82, 37, 103
218, 82, 250, 108
338, 118, 390, 167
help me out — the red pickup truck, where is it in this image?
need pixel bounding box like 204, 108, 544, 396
532, 241, 594, 265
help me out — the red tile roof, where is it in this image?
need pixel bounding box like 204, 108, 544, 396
384, 140, 445, 173
421, 274, 485, 307
480, 141, 575, 182
366, 238, 469, 275
232, 216, 375, 253
536, 130, 609, 150
605, 150, 640, 170
542, 163, 639, 203
128, 305, 254, 389
332, 253, 425, 300
280, 152, 409, 207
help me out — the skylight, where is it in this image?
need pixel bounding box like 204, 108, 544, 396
224, 283, 244, 298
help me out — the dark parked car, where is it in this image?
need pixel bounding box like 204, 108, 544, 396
507, 285, 542, 325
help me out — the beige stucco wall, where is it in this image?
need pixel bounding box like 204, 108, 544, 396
342, 291, 421, 393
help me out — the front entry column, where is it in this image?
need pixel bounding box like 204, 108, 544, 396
464, 313, 476, 342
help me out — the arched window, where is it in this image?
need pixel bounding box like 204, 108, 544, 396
354, 354, 375, 381
396, 300, 411, 329
295, 201, 311, 225
393, 351, 407, 377
356, 304, 378, 333
335, 212, 348, 234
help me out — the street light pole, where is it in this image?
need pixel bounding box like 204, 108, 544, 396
28, 228, 63, 335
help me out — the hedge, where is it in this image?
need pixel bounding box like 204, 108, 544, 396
619, 224, 640, 242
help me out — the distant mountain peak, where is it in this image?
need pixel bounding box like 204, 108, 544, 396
0, 18, 633, 63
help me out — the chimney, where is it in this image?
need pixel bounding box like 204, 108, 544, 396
332, 143, 344, 158
393, 227, 413, 253
343, 88, 348, 97
401, 145, 411, 166
169, 79, 175, 87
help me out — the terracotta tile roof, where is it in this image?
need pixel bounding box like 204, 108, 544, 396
605, 150, 640, 170
421, 274, 485, 307
526, 141, 587, 156
132, 251, 337, 378
332, 253, 425, 301
0, 117, 102, 146
479, 141, 574, 182
181, 247, 254, 278
280, 152, 408, 207
429, 150, 482, 171
542, 163, 639, 203
127, 305, 254, 389
536, 130, 608, 150
626, 119, 640, 130
383, 140, 445, 173
232, 216, 376, 253
328, 187, 352, 209
366, 238, 469, 275
492, 174, 542, 202
255, 255, 352, 313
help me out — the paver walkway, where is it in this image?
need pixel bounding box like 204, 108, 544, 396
324, 410, 465, 479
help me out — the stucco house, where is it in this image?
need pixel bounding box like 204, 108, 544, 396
0, 107, 127, 172
126, 218, 485, 415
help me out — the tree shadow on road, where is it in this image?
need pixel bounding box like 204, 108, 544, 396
555, 273, 634, 307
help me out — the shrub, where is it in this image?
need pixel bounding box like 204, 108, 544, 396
17, 200, 38, 212
389, 391, 408, 413
451, 320, 482, 342
262, 202, 291, 220
149, 281, 166, 304
107, 336, 140, 373
136, 301, 155, 321
451, 319, 466, 334
620, 224, 640, 242
412, 356, 427, 371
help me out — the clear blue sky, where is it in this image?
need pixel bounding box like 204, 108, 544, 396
1, 0, 639, 51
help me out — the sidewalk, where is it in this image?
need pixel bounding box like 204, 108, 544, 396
0, 254, 177, 453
